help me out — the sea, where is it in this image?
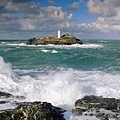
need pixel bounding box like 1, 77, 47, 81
0, 39, 120, 120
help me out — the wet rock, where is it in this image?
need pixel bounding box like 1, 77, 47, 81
0, 101, 7, 104
26, 34, 83, 45
0, 101, 66, 120
26, 38, 36, 45
0, 91, 25, 99
73, 95, 120, 119
72, 107, 86, 116
0, 92, 13, 98
0, 91, 65, 120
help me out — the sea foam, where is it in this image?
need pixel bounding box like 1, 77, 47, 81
0, 56, 120, 110
5, 42, 103, 49
0, 56, 120, 120
0, 56, 13, 75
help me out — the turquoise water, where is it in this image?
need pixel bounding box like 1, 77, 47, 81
0, 40, 120, 72
0, 39, 120, 119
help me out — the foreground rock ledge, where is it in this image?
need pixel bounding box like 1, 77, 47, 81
0, 102, 66, 120
0, 92, 65, 120
26, 34, 83, 45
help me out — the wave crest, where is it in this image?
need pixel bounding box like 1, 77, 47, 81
0, 57, 13, 75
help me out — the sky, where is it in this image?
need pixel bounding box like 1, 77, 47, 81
0, 0, 120, 40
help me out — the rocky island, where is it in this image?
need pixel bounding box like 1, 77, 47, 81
26, 34, 83, 45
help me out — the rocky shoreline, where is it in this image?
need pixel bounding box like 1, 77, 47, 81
0, 92, 120, 120
26, 34, 83, 45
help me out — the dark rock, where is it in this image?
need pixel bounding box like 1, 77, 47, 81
0, 101, 66, 120
0, 91, 25, 100
26, 38, 36, 45
26, 34, 83, 45
0, 101, 7, 104
72, 107, 86, 116
0, 91, 13, 98
0, 92, 65, 119
73, 95, 120, 119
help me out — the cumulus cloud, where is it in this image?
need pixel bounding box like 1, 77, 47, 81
20, 6, 73, 31
64, 0, 120, 38
0, 0, 73, 38
87, 0, 120, 17
0, 0, 37, 15
87, 0, 117, 17
68, 0, 84, 11
12, 0, 33, 3
83, 0, 120, 36
48, 0, 55, 4
68, 1, 81, 10
105, 0, 120, 7
1, 0, 120, 39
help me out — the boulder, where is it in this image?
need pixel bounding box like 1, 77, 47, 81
0, 91, 25, 100
26, 38, 36, 45
73, 95, 120, 120
26, 34, 83, 45
0, 91, 13, 98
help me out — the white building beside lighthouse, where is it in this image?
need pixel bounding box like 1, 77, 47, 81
58, 29, 61, 38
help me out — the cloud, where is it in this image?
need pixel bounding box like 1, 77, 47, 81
0, 0, 33, 8
48, 0, 55, 4
0, 0, 73, 38
87, 0, 116, 17
68, 1, 81, 10
0, 0, 37, 14
0, 0, 120, 39
87, 0, 120, 31
105, 0, 120, 7
20, 6, 73, 32
12, 0, 33, 3
87, 0, 120, 17
78, 0, 120, 39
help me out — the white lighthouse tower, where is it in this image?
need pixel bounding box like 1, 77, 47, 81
58, 29, 61, 38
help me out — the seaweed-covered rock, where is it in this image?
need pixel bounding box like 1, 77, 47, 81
26, 34, 83, 45
0, 101, 66, 120
73, 95, 120, 119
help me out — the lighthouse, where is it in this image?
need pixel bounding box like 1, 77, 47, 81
58, 29, 61, 38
